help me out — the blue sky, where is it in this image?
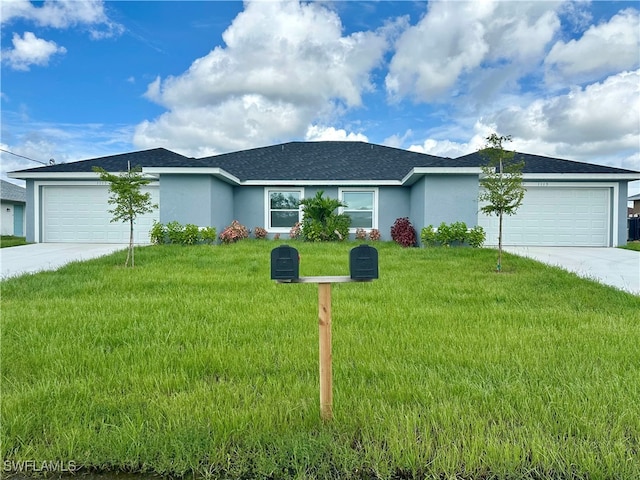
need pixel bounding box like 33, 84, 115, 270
1, 1, 639, 194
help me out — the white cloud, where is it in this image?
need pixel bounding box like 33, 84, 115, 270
386, 1, 561, 102
134, 0, 390, 155
0, 0, 123, 70
545, 8, 640, 85
2, 32, 67, 71
0, 0, 122, 37
305, 125, 368, 142
459, 69, 640, 173
487, 70, 640, 145
406, 123, 494, 158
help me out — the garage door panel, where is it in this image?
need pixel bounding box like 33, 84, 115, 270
478, 186, 610, 247
43, 185, 159, 244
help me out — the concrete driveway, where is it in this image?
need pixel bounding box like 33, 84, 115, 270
1, 243, 127, 279
505, 246, 639, 295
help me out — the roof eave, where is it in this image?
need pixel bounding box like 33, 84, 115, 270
142, 167, 241, 185
9, 171, 160, 181
522, 173, 640, 181
9, 172, 103, 180
402, 167, 484, 185
242, 179, 402, 186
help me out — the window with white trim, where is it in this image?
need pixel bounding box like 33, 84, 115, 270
266, 189, 303, 230
339, 188, 377, 230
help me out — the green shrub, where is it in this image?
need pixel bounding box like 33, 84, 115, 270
420, 225, 437, 246
182, 224, 200, 245
467, 225, 486, 248
450, 221, 468, 244
327, 213, 351, 241
166, 221, 185, 244
200, 226, 217, 244
150, 220, 166, 245
422, 222, 485, 248
299, 191, 350, 242
152, 222, 217, 245
435, 222, 452, 246
302, 217, 350, 242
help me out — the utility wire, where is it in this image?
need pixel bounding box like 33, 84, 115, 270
0, 148, 52, 165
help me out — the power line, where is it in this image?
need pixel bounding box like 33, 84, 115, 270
0, 148, 54, 165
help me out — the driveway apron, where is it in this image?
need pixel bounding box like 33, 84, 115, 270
1, 243, 127, 279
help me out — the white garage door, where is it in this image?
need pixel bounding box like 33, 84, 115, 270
478, 186, 610, 246
42, 185, 159, 243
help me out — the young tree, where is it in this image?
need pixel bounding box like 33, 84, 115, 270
478, 133, 525, 272
93, 165, 157, 267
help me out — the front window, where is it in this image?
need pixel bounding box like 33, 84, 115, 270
340, 189, 377, 229
267, 189, 302, 230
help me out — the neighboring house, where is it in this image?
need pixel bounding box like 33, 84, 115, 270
629, 193, 640, 216
9, 141, 640, 246
0, 179, 26, 237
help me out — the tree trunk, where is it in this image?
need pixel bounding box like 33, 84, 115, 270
497, 212, 503, 272
497, 156, 503, 272
129, 219, 135, 268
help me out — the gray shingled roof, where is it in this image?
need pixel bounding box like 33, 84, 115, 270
11, 142, 639, 181
195, 142, 470, 181
12, 148, 193, 173
458, 151, 637, 174
0, 180, 26, 203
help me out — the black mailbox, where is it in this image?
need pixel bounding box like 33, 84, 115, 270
271, 245, 300, 281
349, 244, 378, 280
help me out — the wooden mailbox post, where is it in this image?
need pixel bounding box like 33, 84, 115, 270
271, 245, 378, 421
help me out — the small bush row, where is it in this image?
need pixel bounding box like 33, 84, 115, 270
150, 221, 217, 245
421, 221, 486, 248
153, 218, 485, 247
355, 228, 381, 241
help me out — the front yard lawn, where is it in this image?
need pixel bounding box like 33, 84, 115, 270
2, 242, 639, 479
0, 236, 27, 248
620, 241, 640, 252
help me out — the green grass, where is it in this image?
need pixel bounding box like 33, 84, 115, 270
0, 236, 27, 248
620, 241, 640, 252
2, 241, 639, 479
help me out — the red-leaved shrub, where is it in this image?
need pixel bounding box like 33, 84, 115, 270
254, 226, 268, 239
390, 217, 416, 247
219, 220, 249, 244
289, 222, 301, 239
355, 228, 367, 240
